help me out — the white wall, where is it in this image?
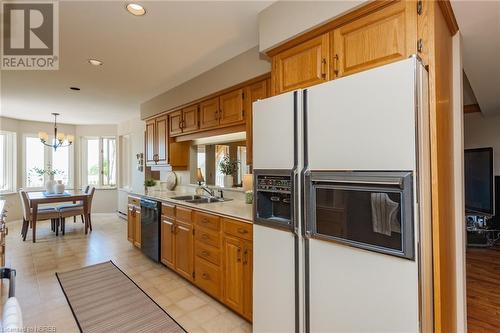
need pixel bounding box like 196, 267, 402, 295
141, 46, 270, 119
0, 117, 117, 221
464, 113, 500, 174
258, 1, 366, 52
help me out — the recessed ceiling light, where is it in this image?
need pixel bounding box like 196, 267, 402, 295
88, 58, 103, 66
70, 87, 81, 91
126, 3, 146, 16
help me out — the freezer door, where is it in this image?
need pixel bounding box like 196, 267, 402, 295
305, 57, 418, 171
253, 91, 297, 170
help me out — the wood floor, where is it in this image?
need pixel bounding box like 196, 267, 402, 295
0, 214, 251, 333
467, 247, 500, 332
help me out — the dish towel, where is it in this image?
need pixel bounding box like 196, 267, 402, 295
371, 193, 400, 236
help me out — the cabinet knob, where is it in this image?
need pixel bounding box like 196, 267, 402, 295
237, 247, 242, 262
202, 273, 209, 280
237, 228, 248, 234
333, 54, 339, 77
201, 250, 209, 257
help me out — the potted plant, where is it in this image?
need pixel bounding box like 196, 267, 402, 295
219, 155, 239, 188
144, 179, 157, 194
31, 164, 61, 193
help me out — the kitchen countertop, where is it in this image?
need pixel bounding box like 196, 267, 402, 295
129, 189, 253, 223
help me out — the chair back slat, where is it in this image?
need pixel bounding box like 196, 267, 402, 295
18, 190, 30, 221
87, 187, 96, 213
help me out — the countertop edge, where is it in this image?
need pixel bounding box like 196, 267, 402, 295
128, 192, 254, 224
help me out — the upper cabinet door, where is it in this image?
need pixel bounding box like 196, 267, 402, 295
332, 1, 416, 79
145, 119, 156, 165
200, 97, 220, 129
219, 89, 244, 126
244, 80, 268, 166
169, 110, 182, 137
273, 33, 329, 94
155, 115, 168, 165
182, 104, 199, 134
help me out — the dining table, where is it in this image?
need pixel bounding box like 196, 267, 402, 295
26, 190, 91, 243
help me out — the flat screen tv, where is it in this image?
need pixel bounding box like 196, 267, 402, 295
464, 147, 494, 215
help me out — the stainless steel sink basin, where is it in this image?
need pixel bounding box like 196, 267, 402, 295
170, 195, 232, 204
170, 195, 203, 201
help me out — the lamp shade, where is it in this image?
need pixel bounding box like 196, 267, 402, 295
243, 174, 253, 191
38, 131, 49, 142
56, 132, 65, 141
196, 168, 205, 184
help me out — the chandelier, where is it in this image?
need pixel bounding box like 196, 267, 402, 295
38, 113, 74, 151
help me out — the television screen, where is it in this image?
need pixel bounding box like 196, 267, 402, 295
464, 148, 494, 215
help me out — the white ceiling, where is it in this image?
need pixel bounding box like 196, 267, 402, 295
0, 1, 272, 125
451, 1, 500, 116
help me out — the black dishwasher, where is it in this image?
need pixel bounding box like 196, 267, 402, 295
140, 198, 161, 262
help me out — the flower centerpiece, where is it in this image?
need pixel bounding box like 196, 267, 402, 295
31, 164, 61, 193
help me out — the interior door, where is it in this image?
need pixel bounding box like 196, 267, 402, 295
161, 217, 175, 268
169, 110, 182, 136
155, 115, 168, 165
200, 97, 220, 129
223, 235, 244, 313
145, 120, 155, 165
219, 89, 244, 126
175, 222, 193, 281
182, 104, 199, 133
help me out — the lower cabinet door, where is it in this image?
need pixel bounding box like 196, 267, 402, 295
161, 218, 175, 268
175, 222, 193, 281
134, 210, 141, 248
194, 257, 222, 300
127, 206, 135, 243
223, 235, 244, 313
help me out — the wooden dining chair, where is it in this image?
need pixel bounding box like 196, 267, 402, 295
56, 185, 89, 223
19, 190, 60, 241
58, 187, 95, 235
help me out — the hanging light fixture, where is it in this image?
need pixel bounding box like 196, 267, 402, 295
38, 113, 74, 151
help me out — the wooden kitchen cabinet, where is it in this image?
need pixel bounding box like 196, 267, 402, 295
331, 1, 416, 79
182, 104, 199, 133
146, 115, 168, 166
222, 218, 253, 320
219, 89, 244, 126
272, 33, 329, 94
169, 110, 183, 136
127, 200, 141, 248
200, 97, 220, 129
145, 120, 156, 165
161, 217, 175, 269
174, 221, 194, 281
244, 79, 268, 165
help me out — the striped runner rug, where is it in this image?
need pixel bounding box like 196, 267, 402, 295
56, 261, 185, 333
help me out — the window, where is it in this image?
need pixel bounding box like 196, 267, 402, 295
24, 135, 73, 189
0, 131, 16, 193
82, 137, 116, 188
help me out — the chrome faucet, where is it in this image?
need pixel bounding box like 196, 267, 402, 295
200, 186, 215, 197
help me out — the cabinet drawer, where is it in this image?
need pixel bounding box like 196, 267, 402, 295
194, 212, 220, 232
195, 241, 220, 266
195, 258, 221, 299
128, 196, 140, 206
195, 228, 220, 248
223, 218, 252, 241
176, 207, 192, 225
162, 204, 175, 219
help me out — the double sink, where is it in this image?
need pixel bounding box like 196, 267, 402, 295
170, 195, 232, 204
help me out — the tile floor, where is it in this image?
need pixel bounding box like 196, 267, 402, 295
0, 214, 252, 333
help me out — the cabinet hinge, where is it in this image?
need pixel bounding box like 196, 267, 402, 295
417, 0, 423, 15
242, 92, 245, 99
192, 272, 195, 279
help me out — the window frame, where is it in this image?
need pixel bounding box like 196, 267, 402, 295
22, 133, 74, 190
81, 136, 117, 189
0, 130, 17, 194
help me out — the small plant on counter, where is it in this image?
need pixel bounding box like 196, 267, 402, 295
144, 179, 157, 187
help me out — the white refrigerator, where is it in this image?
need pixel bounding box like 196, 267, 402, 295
253, 57, 429, 333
